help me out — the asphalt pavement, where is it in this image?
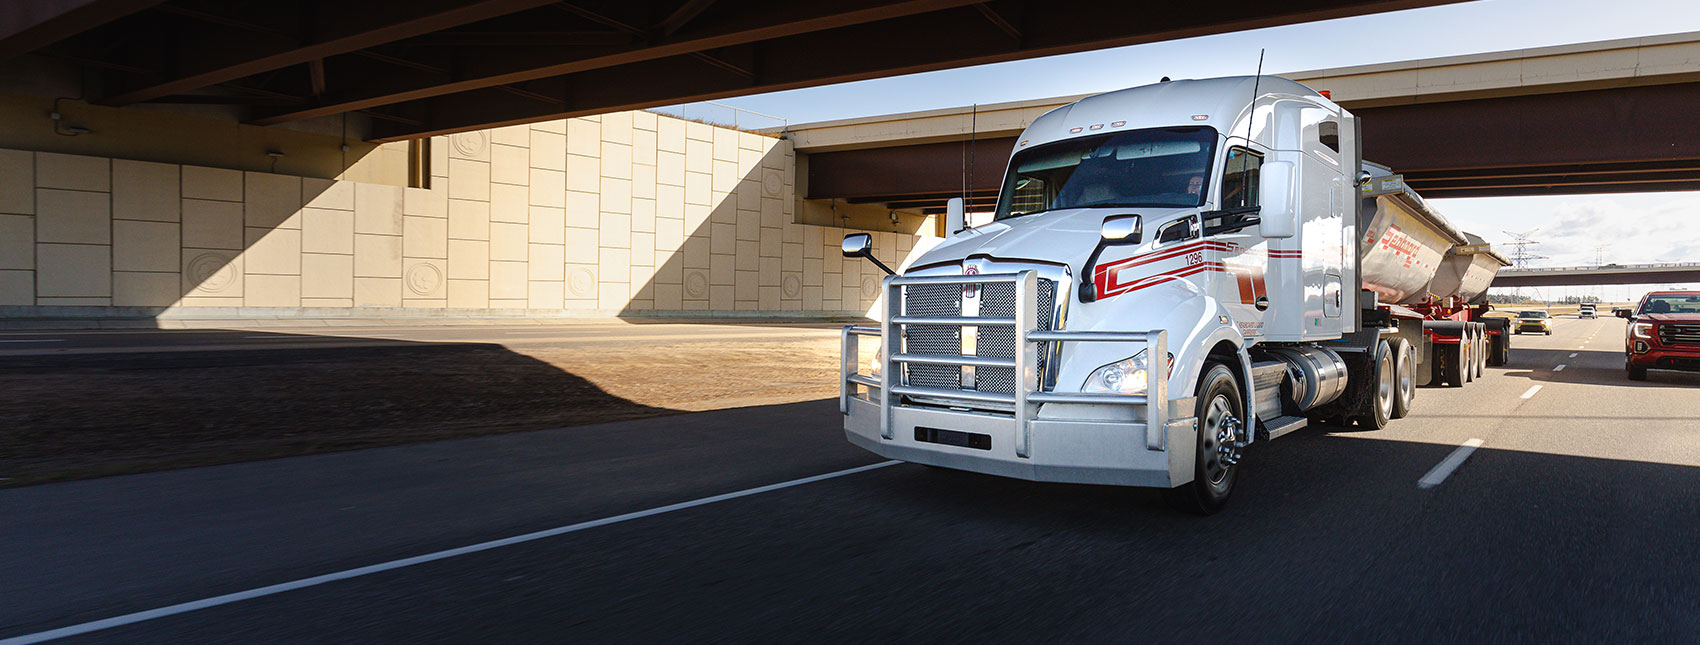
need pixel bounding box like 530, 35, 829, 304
4, 315, 1698, 643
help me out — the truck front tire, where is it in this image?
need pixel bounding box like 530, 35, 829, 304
1163, 363, 1241, 515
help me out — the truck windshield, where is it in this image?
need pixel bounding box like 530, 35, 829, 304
994, 127, 1218, 221
1641, 294, 1700, 314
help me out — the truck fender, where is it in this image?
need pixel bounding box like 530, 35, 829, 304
1170, 299, 1255, 440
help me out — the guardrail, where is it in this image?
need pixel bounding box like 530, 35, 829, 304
841, 270, 1169, 457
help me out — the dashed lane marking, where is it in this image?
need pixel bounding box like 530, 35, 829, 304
1554, 364, 1566, 372
1419, 438, 1485, 489
1569, 353, 1579, 358
0, 460, 903, 645
0, 339, 64, 343
1521, 385, 1543, 399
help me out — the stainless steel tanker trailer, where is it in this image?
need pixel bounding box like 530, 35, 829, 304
837, 76, 1511, 513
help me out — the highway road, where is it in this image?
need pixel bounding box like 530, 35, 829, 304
4, 316, 1699, 643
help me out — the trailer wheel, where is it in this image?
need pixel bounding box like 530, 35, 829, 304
1471, 328, 1486, 379
1351, 340, 1395, 429
1442, 344, 1466, 387
1487, 330, 1509, 367
1390, 338, 1415, 419
1163, 363, 1241, 515
1461, 336, 1475, 384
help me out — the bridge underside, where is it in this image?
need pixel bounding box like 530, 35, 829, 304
806, 81, 1700, 213
1495, 269, 1700, 288
1, 0, 1462, 142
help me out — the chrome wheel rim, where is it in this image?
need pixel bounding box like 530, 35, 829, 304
1376, 348, 1395, 419
1201, 394, 1239, 487
1397, 348, 1414, 407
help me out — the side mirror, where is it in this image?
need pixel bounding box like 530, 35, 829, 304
945, 197, 965, 234
1099, 214, 1142, 244
1258, 160, 1297, 239
841, 233, 894, 276
1616, 308, 1632, 319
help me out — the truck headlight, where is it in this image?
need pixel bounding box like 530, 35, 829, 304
1632, 322, 1654, 339
1084, 350, 1149, 395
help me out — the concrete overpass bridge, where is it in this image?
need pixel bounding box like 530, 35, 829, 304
789, 31, 1700, 215
1494, 263, 1700, 288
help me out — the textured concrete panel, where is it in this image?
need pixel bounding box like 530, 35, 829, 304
37, 243, 110, 297
566, 154, 599, 193
244, 172, 303, 229
490, 222, 528, 262
447, 239, 489, 280
0, 214, 33, 269
182, 249, 242, 297
528, 206, 564, 245
529, 243, 564, 281
113, 271, 179, 306
657, 117, 685, 154
302, 253, 354, 298
490, 260, 527, 299
302, 208, 355, 254
447, 131, 492, 162
180, 199, 243, 250
354, 277, 402, 307
402, 186, 446, 218
36, 152, 109, 192
599, 247, 630, 283
448, 199, 491, 241
402, 259, 446, 298
529, 280, 565, 309
403, 215, 448, 259
0, 269, 32, 305
564, 228, 598, 264
447, 278, 489, 308
530, 130, 566, 170
598, 281, 629, 311
565, 190, 599, 229
112, 160, 179, 222
182, 166, 242, 202
490, 124, 529, 147
113, 220, 179, 272
244, 228, 301, 275
490, 143, 529, 185
36, 188, 110, 244
354, 233, 402, 278
489, 182, 527, 224
245, 274, 301, 307
303, 177, 353, 211
600, 141, 632, 180
447, 159, 490, 201
529, 168, 565, 208
0, 149, 34, 214
355, 183, 404, 234
599, 212, 631, 249
567, 118, 601, 156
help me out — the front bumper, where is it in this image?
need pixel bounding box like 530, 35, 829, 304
1517, 323, 1549, 333
842, 270, 1199, 489
1628, 344, 1700, 371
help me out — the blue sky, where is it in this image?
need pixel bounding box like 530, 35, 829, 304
672, 0, 1700, 298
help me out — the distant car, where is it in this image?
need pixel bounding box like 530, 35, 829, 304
1515, 310, 1552, 335
1579, 304, 1596, 319
1619, 290, 1700, 380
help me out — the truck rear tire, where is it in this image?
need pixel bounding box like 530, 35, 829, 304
1352, 339, 1395, 430
1163, 363, 1241, 515
1390, 338, 1415, 419
1461, 337, 1475, 384
1471, 328, 1486, 379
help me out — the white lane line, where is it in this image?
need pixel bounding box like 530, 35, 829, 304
0, 339, 64, 343
1520, 385, 1543, 399
0, 460, 902, 645
1569, 353, 1578, 358
1419, 438, 1485, 489
1553, 364, 1566, 372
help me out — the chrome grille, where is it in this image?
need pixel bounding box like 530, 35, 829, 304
903, 283, 963, 389
1660, 323, 1700, 347
975, 280, 1057, 394
901, 277, 1057, 395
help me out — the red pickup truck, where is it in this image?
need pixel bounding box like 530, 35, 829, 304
1618, 290, 1700, 380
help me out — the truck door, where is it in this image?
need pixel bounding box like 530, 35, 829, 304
1208, 144, 1270, 338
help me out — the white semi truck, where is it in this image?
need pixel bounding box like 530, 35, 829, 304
837, 76, 1509, 513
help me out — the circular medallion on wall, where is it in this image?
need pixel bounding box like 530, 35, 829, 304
860, 275, 878, 299
761, 169, 783, 197
450, 131, 489, 158
684, 270, 709, 298
405, 263, 443, 296
186, 252, 236, 293
782, 273, 801, 298
568, 267, 596, 297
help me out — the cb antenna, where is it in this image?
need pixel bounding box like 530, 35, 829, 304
1242, 49, 1266, 146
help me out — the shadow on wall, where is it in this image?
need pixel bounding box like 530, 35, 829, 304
0, 146, 411, 313
614, 131, 931, 320
0, 331, 678, 485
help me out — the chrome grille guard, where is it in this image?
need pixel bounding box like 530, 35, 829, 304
841, 270, 1170, 458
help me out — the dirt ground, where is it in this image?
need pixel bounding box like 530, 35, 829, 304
0, 338, 841, 486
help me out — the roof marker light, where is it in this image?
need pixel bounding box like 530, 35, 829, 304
1318, 90, 1332, 99
1069, 127, 1083, 133
1111, 121, 1125, 127
1089, 124, 1103, 130
1019, 140, 1028, 146
1192, 114, 1208, 121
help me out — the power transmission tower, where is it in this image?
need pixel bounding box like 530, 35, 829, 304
1502, 229, 1548, 302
